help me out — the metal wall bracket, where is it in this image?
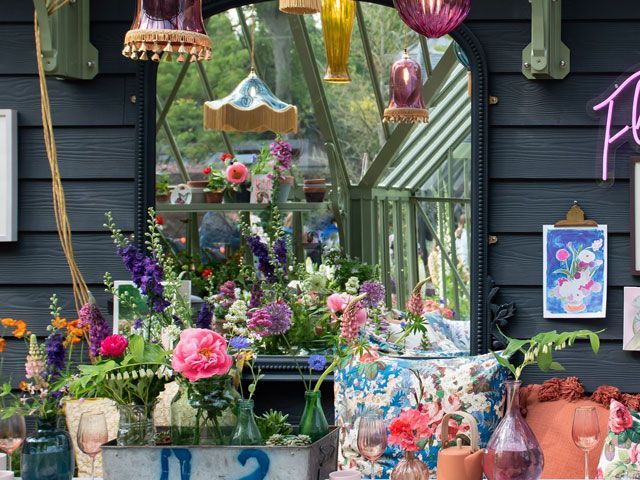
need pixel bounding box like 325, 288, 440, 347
522, 0, 570, 80
33, 0, 98, 80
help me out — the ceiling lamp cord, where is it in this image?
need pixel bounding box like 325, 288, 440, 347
34, 11, 90, 313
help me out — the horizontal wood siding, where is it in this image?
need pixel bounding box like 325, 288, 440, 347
0, 0, 136, 382
467, 2, 640, 391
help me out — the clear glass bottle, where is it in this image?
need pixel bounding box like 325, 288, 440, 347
483, 380, 545, 480
230, 399, 263, 446
117, 404, 156, 446
170, 385, 199, 445
299, 390, 329, 442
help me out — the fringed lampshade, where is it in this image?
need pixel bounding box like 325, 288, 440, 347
203, 69, 298, 134
393, 0, 471, 38
321, 0, 356, 83
123, 0, 212, 62
279, 0, 321, 15
383, 50, 428, 124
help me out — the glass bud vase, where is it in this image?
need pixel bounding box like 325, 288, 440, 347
230, 399, 263, 446
299, 390, 329, 442
170, 385, 199, 445
390, 451, 430, 480
484, 380, 544, 480
21, 416, 74, 480
117, 404, 156, 446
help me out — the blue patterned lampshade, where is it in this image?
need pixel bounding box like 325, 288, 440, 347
203, 70, 298, 134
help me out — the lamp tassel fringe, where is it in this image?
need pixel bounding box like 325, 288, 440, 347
122, 29, 212, 63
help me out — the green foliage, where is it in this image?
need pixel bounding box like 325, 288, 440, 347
156, 172, 171, 195
325, 250, 379, 290
256, 409, 293, 439
206, 169, 228, 191
493, 329, 603, 381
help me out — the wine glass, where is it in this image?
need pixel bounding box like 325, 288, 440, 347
357, 412, 388, 480
77, 412, 109, 480
572, 406, 600, 480
0, 413, 26, 473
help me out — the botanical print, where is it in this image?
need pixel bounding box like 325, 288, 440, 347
597, 400, 640, 478
623, 287, 640, 351
250, 175, 273, 204
334, 352, 507, 478
543, 225, 607, 318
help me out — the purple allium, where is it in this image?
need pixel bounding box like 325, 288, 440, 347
117, 244, 169, 313
45, 332, 66, 377
359, 281, 385, 308
195, 303, 213, 329
264, 300, 292, 335
247, 235, 275, 282
273, 237, 288, 272
249, 283, 263, 309
270, 138, 293, 173
247, 308, 273, 337
307, 354, 327, 372
230, 336, 251, 350
78, 302, 110, 358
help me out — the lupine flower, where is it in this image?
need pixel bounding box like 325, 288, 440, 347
230, 336, 252, 350
340, 295, 368, 342
359, 281, 385, 308
78, 302, 110, 358
406, 293, 424, 317
307, 354, 327, 372
265, 300, 292, 335
196, 303, 213, 329
45, 333, 66, 378
25, 334, 45, 382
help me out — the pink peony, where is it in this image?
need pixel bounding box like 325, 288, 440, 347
556, 249, 570, 262
226, 163, 248, 185
100, 334, 128, 357
609, 400, 634, 434
327, 293, 349, 313
171, 328, 233, 382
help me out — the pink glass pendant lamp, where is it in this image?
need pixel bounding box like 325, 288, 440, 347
393, 0, 471, 38
383, 49, 428, 124
123, 0, 212, 62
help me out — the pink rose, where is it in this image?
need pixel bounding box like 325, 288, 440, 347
556, 249, 570, 262
226, 162, 248, 184
327, 293, 349, 313
100, 334, 128, 357
171, 328, 233, 382
631, 443, 640, 464
609, 400, 634, 434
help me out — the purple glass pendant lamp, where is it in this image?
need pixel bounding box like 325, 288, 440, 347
123, 0, 212, 62
383, 49, 428, 124
393, 0, 471, 38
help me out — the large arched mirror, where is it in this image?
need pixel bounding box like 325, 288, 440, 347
134, 0, 491, 361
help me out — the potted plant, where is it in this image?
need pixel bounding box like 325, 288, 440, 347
250, 137, 295, 204
303, 178, 326, 203
202, 166, 226, 203
221, 153, 250, 203
156, 172, 172, 203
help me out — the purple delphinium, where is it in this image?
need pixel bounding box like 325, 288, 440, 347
307, 354, 327, 372
132, 317, 143, 331
117, 244, 169, 313
45, 333, 66, 378
359, 281, 386, 308
273, 237, 287, 273
230, 336, 251, 350
247, 235, 275, 282
195, 303, 213, 329
249, 283, 263, 309
247, 308, 273, 337
217, 281, 237, 308
265, 300, 292, 335
270, 138, 293, 173
78, 302, 110, 358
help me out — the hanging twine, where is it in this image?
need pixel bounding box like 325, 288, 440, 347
34, 10, 90, 313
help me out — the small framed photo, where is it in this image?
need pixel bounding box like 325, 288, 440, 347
0, 110, 17, 242
543, 225, 607, 318
623, 287, 640, 351
113, 280, 191, 334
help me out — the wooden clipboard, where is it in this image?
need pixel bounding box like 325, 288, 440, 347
554, 201, 598, 228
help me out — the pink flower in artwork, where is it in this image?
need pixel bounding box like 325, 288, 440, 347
630, 443, 640, 464
609, 400, 634, 434
226, 162, 248, 184
171, 328, 233, 382
556, 249, 570, 262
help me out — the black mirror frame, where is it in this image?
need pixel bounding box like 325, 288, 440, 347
132, 1, 513, 372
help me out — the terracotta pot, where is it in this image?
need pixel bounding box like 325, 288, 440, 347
303, 178, 326, 186
303, 187, 326, 203
204, 190, 224, 203
187, 180, 209, 189
155, 193, 170, 204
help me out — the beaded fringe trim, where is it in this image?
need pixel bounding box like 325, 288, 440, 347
122, 29, 212, 62
204, 102, 298, 134
279, 0, 321, 14
383, 107, 429, 124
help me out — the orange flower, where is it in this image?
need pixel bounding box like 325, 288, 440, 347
52, 316, 67, 329
1, 318, 16, 328
18, 381, 28, 391
0, 337, 5, 353
12, 320, 27, 339
64, 319, 86, 347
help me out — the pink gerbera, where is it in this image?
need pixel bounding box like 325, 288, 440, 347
226, 163, 248, 184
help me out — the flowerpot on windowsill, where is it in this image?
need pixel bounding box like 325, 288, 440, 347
303, 187, 326, 203
277, 175, 294, 203
187, 180, 208, 189
155, 193, 171, 204
204, 189, 224, 203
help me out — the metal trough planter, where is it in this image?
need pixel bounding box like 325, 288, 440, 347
101, 428, 338, 480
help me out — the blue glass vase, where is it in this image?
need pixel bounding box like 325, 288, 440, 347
21, 416, 74, 480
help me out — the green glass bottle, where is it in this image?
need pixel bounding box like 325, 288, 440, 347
299, 391, 329, 442
230, 399, 263, 446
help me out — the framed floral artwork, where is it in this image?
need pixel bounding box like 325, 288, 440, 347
543, 225, 608, 318
623, 287, 640, 351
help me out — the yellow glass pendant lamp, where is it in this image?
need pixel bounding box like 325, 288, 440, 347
321, 0, 356, 83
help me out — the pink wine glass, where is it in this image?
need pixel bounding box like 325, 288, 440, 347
572, 406, 600, 480
0, 413, 26, 473
357, 412, 388, 480
77, 412, 109, 480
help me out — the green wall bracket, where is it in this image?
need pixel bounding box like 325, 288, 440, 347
522, 0, 570, 80
33, 0, 99, 80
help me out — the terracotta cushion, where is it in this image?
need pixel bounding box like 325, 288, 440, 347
523, 384, 609, 479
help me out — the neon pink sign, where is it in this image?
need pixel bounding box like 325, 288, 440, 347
593, 70, 640, 181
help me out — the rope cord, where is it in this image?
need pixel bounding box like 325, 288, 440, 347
34, 10, 90, 313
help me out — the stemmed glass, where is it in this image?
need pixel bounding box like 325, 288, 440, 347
77, 412, 109, 480
357, 412, 388, 480
572, 406, 601, 480
0, 413, 26, 473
